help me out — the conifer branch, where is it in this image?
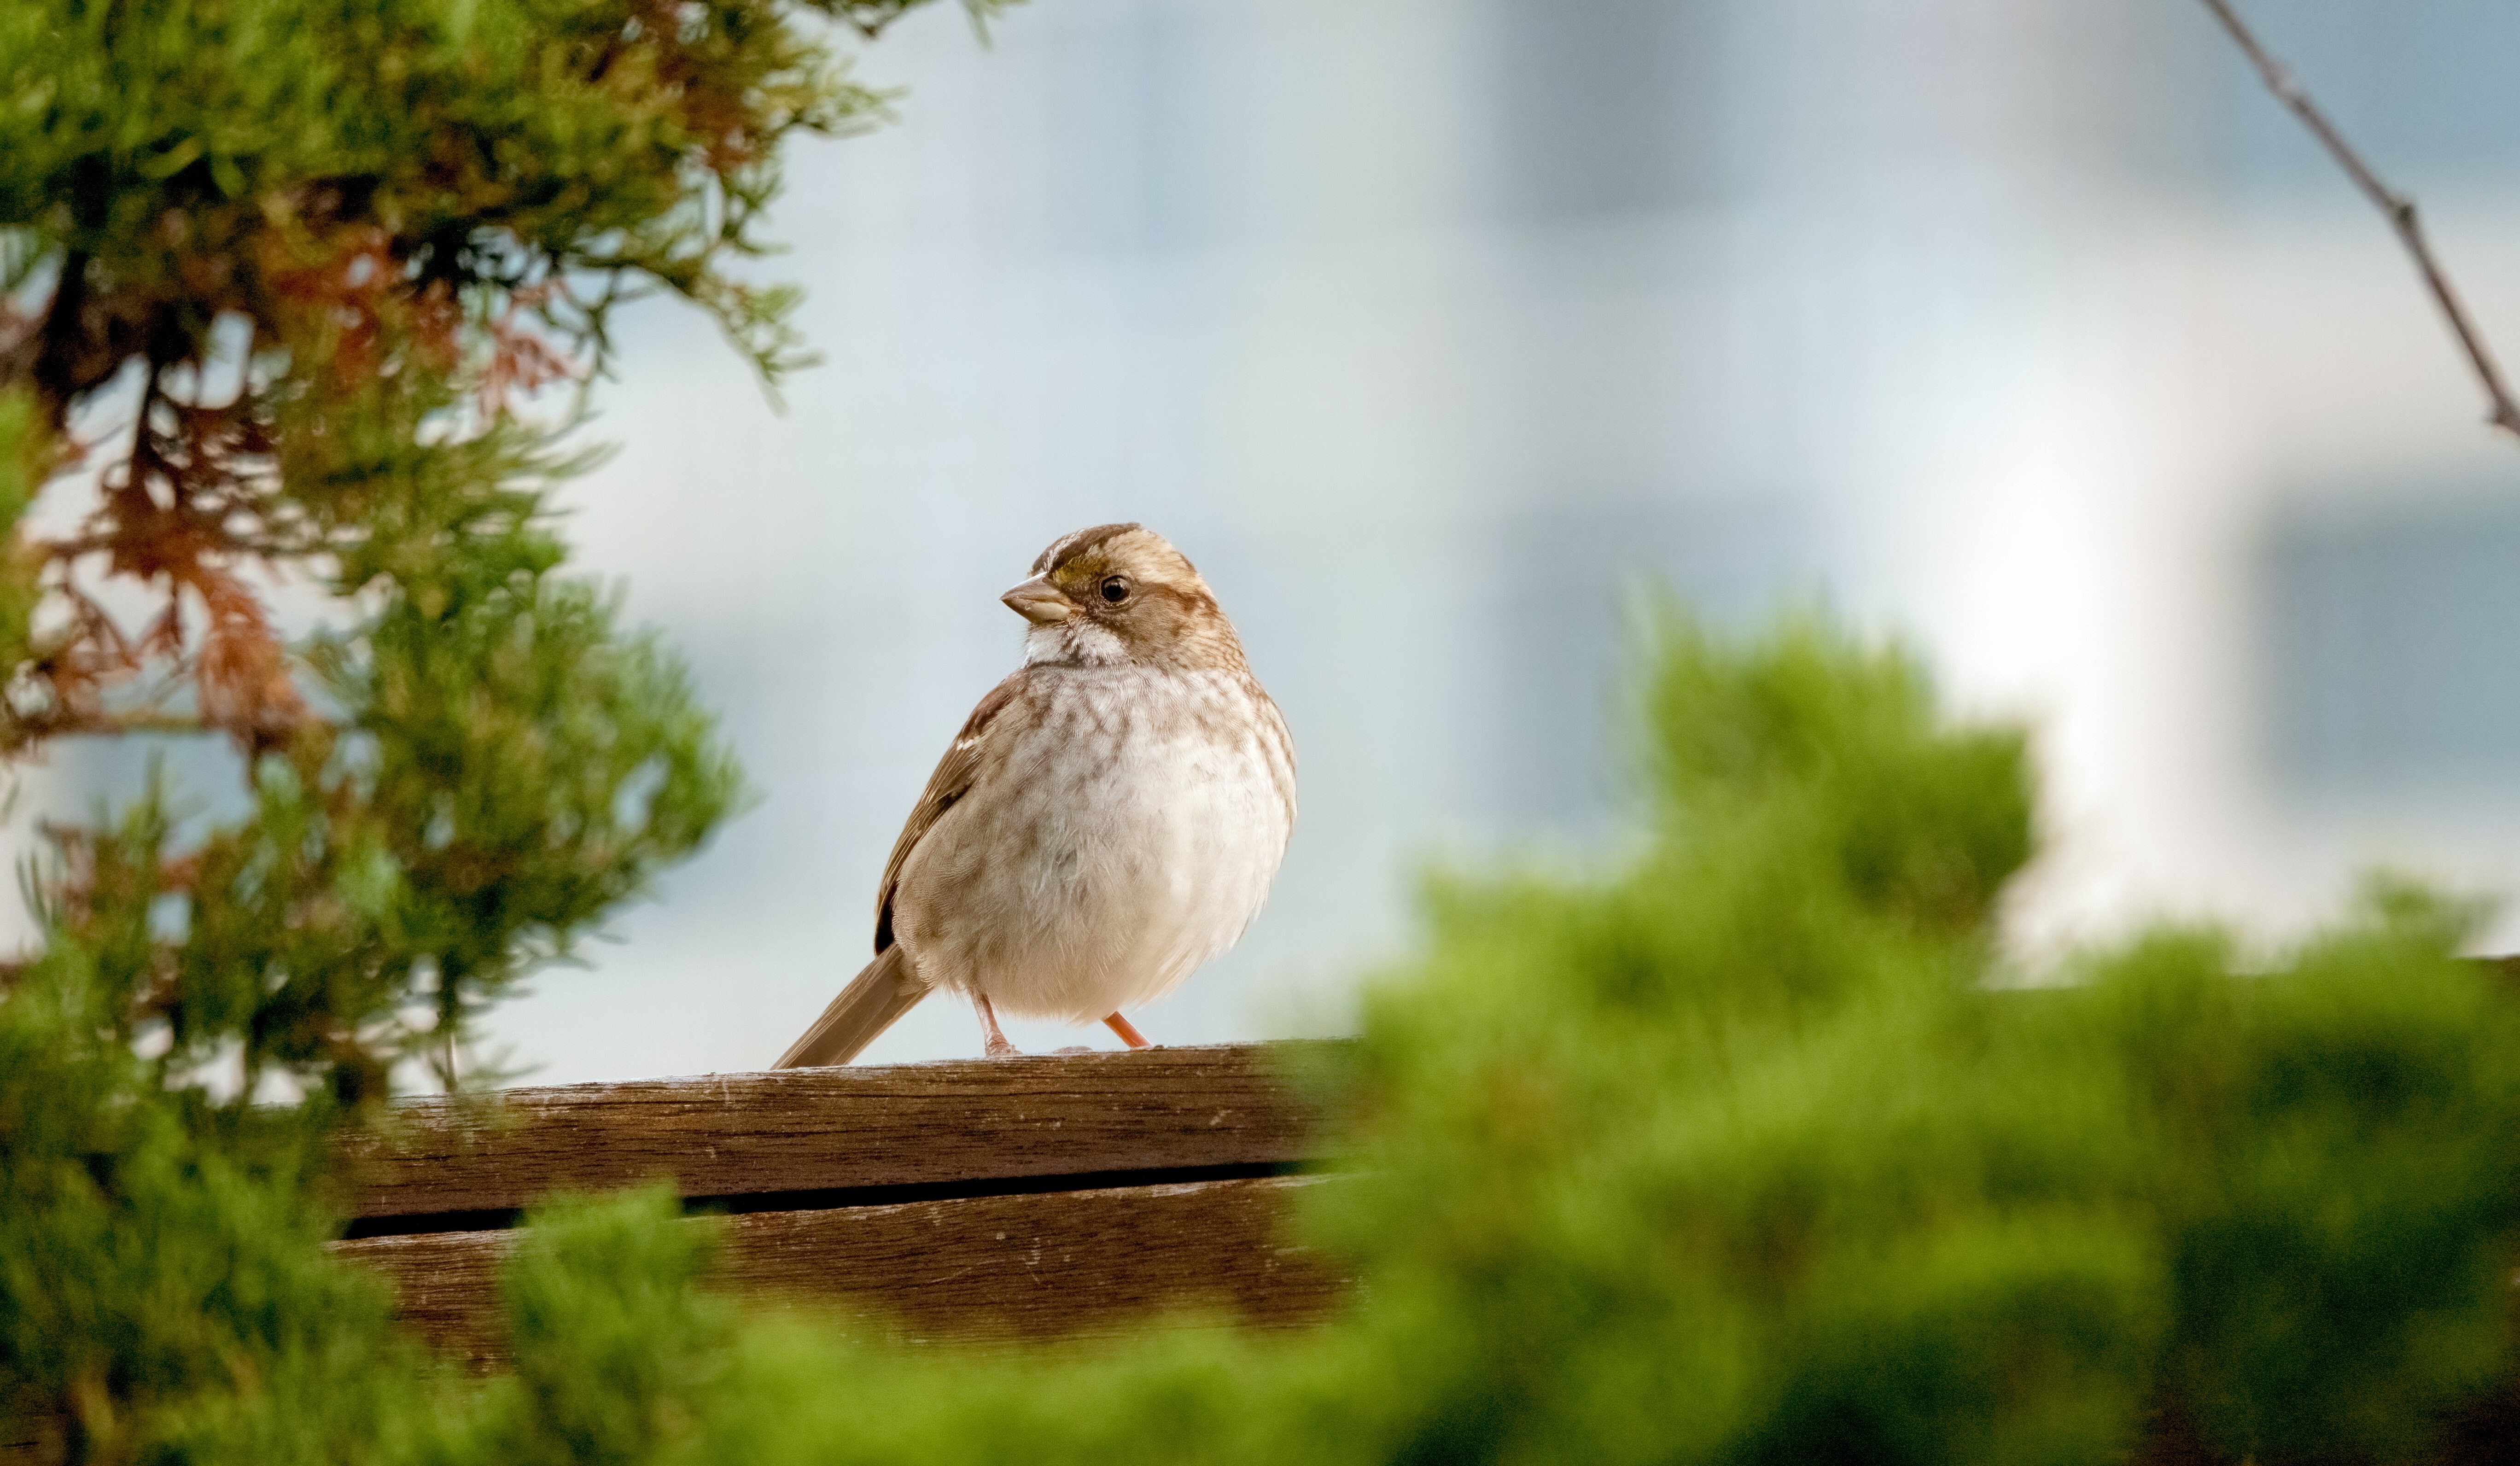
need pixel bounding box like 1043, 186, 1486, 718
2198, 0, 2520, 440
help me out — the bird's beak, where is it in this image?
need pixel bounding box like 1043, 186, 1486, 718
1000, 574, 1075, 625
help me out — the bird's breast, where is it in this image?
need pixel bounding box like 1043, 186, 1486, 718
894, 666, 1296, 1021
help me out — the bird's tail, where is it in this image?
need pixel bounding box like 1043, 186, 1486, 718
775, 945, 928, 1068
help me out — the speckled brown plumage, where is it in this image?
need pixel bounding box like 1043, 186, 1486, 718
776, 525, 1296, 1067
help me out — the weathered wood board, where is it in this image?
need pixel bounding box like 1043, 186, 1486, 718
313, 1041, 1355, 1377
342, 1041, 1346, 1227
336, 1174, 1348, 1370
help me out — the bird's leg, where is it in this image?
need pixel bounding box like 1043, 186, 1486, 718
1103, 1012, 1150, 1049
974, 993, 1020, 1058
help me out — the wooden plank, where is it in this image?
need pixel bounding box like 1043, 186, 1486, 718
335, 1174, 1348, 1369
341, 1042, 1341, 1225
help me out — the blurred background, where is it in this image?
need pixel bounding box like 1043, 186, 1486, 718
412, 0, 2520, 1080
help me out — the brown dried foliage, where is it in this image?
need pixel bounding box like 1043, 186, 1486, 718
6, 224, 569, 766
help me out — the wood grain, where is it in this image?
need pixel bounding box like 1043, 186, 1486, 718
341, 1041, 1342, 1224
335, 1174, 1349, 1369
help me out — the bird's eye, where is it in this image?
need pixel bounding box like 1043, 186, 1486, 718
1099, 576, 1130, 604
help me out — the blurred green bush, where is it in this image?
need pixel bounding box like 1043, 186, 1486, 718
10, 608, 2520, 1465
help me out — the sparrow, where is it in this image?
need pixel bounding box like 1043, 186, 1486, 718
775, 524, 1297, 1066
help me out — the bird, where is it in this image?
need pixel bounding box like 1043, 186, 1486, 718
775, 523, 1297, 1067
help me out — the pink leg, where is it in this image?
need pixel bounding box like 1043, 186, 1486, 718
1103, 1012, 1150, 1049
975, 993, 1020, 1058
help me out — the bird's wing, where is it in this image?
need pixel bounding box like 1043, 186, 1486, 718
873, 671, 1028, 953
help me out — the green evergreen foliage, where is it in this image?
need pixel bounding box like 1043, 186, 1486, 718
0, 0, 978, 1106
1288, 614, 2519, 1464
0, 946, 426, 1463
0, 0, 993, 1453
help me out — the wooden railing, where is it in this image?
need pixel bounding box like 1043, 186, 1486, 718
333, 1041, 1350, 1367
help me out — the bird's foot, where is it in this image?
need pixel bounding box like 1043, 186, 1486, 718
975, 993, 1021, 1058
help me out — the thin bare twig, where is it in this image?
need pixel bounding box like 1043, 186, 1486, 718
2198, 0, 2520, 440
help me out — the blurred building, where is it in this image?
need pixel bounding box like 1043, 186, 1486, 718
481, 0, 2520, 1081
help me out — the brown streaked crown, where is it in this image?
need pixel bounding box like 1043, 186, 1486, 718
1032, 522, 1151, 575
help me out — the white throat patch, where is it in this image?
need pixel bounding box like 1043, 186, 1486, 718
1027, 619, 1128, 667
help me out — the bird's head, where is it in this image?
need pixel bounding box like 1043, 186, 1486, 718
1002, 523, 1242, 670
